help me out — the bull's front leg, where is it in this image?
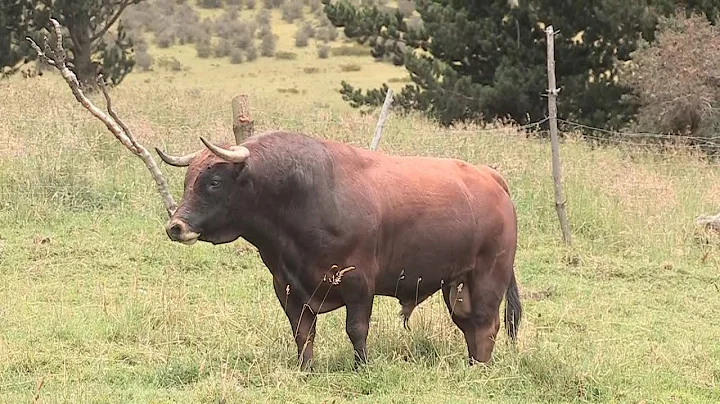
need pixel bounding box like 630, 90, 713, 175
345, 297, 373, 367
338, 269, 375, 368
272, 277, 317, 370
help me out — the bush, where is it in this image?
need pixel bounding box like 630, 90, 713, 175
246, 0, 256, 8
214, 38, 233, 57
124, 0, 204, 48
282, 0, 303, 23
154, 29, 175, 48
315, 13, 338, 42
156, 56, 184, 71
216, 19, 257, 51
197, 0, 222, 8
256, 9, 272, 26
232, 31, 254, 51
195, 37, 212, 58
225, 0, 243, 5
263, 0, 284, 9
620, 10, 720, 152
246, 44, 258, 61
317, 43, 329, 59
128, 29, 148, 52
304, 0, 321, 12
315, 26, 338, 42
396, 0, 414, 18
230, 48, 244, 64
275, 51, 297, 60
215, 20, 236, 39
294, 30, 309, 47
200, 18, 215, 36
135, 51, 154, 71
406, 15, 423, 30
299, 21, 315, 38
123, 1, 165, 32
171, 5, 203, 45
259, 26, 276, 56
331, 45, 369, 57
222, 6, 240, 21
339, 63, 361, 72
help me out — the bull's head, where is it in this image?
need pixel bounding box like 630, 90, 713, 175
155, 137, 252, 246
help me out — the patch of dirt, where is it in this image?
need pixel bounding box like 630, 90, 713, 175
523, 286, 556, 301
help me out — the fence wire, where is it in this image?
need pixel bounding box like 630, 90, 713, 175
3, 111, 720, 202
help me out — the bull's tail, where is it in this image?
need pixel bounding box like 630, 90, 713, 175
504, 268, 522, 342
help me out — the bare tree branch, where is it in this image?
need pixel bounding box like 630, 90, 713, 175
96, 75, 177, 215
27, 18, 177, 216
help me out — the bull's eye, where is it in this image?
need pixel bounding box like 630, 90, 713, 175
209, 178, 221, 188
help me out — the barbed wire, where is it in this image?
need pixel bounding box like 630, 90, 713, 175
2, 108, 715, 139
557, 118, 720, 142
3, 111, 720, 159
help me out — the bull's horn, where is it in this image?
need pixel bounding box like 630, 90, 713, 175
155, 147, 201, 167
200, 137, 250, 163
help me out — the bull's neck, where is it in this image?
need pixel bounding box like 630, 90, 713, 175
238, 183, 342, 262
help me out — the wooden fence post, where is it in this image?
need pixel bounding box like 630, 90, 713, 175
545, 25, 572, 246
369, 88, 394, 151
231, 94, 254, 145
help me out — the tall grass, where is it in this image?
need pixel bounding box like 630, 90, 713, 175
1, 23, 719, 404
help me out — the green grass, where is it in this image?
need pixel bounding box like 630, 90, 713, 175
1, 4, 720, 404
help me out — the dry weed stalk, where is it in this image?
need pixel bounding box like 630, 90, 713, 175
323, 264, 356, 285
26, 18, 177, 216
32, 376, 45, 404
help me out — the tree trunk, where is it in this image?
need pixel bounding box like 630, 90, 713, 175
67, 15, 98, 90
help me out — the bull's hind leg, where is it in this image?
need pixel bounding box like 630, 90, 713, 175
442, 256, 510, 364
441, 279, 481, 363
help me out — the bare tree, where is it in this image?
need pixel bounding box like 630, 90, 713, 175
27, 18, 177, 216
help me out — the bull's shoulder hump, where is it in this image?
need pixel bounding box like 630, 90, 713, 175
451, 160, 511, 197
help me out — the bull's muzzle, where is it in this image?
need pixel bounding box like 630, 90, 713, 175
165, 218, 200, 245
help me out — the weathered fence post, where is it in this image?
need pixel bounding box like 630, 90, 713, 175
231, 94, 254, 145
545, 25, 572, 246
369, 88, 394, 151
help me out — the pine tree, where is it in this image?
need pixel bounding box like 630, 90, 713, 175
323, 0, 718, 130
1, 0, 143, 87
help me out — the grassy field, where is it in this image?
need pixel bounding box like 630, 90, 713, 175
1, 4, 720, 404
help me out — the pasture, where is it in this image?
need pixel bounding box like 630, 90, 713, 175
1, 4, 720, 403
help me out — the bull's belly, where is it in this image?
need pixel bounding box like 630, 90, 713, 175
374, 249, 475, 300
373, 221, 478, 296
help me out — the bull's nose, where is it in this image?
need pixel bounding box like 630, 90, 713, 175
164, 218, 200, 245
165, 220, 185, 241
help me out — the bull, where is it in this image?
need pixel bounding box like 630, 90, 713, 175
155, 130, 522, 369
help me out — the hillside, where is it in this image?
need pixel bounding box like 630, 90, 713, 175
116, 0, 411, 110
0, 1, 719, 403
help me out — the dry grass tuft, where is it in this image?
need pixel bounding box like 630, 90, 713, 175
595, 158, 678, 212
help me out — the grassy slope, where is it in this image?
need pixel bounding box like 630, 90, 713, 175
1, 5, 720, 404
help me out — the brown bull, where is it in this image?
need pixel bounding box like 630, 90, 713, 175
156, 130, 522, 369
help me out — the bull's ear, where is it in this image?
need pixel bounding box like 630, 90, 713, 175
232, 159, 250, 183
